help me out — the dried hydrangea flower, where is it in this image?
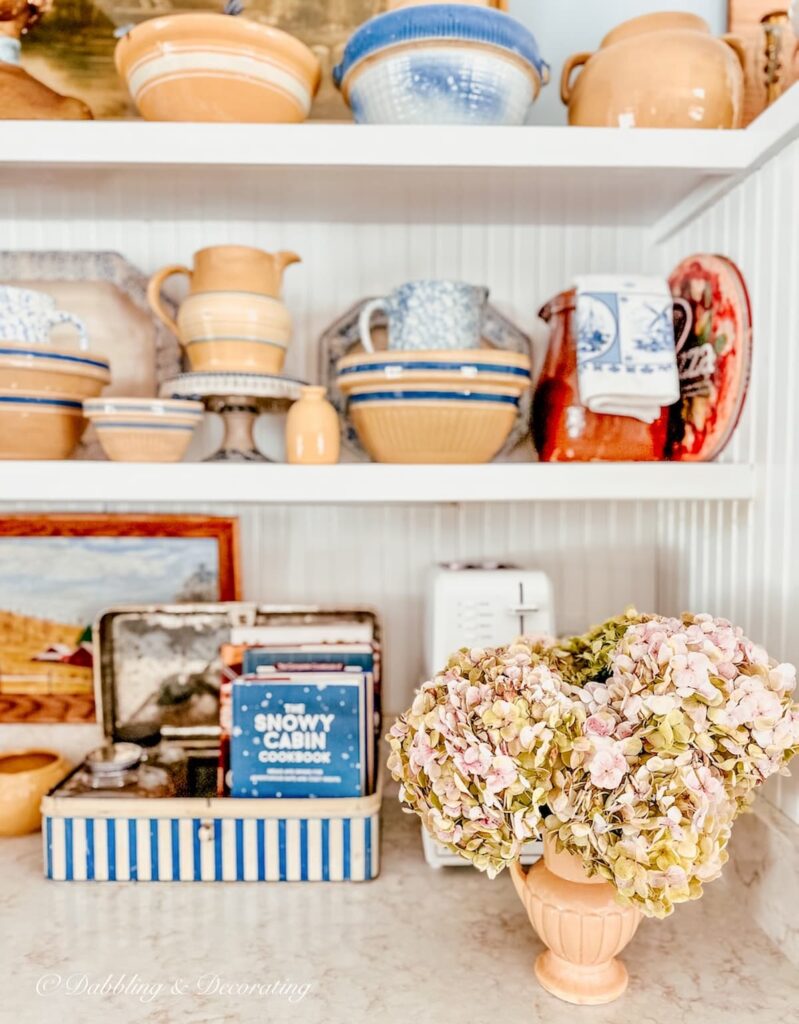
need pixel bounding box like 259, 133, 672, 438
387, 641, 584, 877
545, 612, 799, 917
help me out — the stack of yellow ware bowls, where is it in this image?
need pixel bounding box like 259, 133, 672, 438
336, 349, 531, 463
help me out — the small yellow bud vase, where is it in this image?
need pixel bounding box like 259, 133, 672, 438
510, 835, 642, 1005
285, 386, 340, 464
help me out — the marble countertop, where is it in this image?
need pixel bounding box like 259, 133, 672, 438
1, 786, 796, 1024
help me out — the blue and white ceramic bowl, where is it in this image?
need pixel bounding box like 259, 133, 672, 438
333, 4, 549, 125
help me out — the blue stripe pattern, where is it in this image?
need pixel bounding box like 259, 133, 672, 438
322, 819, 330, 881
149, 820, 159, 881
192, 819, 202, 881
64, 819, 74, 881
349, 389, 519, 406
339, 361, 530, 378
107, 820, 116, 881
46, 817, 53, 879
0, 347, 109, 370
0, 395, 81, 409
43, 812, 380, 882
86, 819, 95, 881
278, 820, 287, 881
256, 819, 266, 881
171, 819, 180, 881
128, 819, 138, 881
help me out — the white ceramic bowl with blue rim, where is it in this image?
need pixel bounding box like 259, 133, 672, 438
333, 3, 549, 125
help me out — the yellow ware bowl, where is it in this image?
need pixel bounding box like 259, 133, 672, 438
115, 13, 322, 123
337, 348, 532, 393
348, 383, 519, 463
0, 343, 111, 399
179, 291, 291, 373
0, 750, 71, 836
84, 397, 204, 463
0, 391, 85, 459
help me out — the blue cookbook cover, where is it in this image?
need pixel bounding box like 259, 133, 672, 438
230, 674, 366, 799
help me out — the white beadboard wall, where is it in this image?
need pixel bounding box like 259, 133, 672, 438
658, 137, 799, 824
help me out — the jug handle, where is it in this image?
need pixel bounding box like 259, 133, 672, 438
357, 298, 386, 354
721, 33, 747, 71
561, 51, 593, 105
147, 264, 191, 338
275, 251, 302, 273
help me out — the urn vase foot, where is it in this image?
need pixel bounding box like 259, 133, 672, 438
534, 949, 629, 1005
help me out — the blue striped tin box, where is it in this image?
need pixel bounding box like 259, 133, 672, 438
42, 789, 381, 882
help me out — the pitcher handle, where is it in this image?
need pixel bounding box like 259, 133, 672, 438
147, 264, 190, 338
721, 33, 746, 71
560, 51, 593, 105
47, 310, 89, 352
357, 298, 387, 354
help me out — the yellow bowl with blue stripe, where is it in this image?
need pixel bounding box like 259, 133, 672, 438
346, 382, 519, 463
337, 348, 531, 393
84, 397, 204, 463
0, 390, 86, 459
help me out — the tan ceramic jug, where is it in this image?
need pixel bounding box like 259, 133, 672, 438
285, 386, 340, 464
147, 245, 301, 375
561, 12, 745, 128
511, 836, 642, 1005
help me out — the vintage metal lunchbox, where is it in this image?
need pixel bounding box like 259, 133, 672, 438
42, 603, 382, 883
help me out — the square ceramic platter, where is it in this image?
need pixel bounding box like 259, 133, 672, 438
319, 298, 536, 461
0, 251, 182, 458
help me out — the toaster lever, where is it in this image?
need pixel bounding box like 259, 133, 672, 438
509, 605, 541, 614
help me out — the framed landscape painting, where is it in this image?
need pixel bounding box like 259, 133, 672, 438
0, 515, 240, 724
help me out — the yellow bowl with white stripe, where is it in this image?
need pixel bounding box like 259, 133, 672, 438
178, 290, 291, 374
115, 13, 322, 123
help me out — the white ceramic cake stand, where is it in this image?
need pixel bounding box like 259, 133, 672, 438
161, 371, 306, 462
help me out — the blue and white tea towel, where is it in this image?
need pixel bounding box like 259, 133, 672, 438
575, 275, 680, 424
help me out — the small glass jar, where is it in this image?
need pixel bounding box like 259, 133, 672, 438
533, 289, 668, 462
116, 724, 189, 796
60, 742, 175, 799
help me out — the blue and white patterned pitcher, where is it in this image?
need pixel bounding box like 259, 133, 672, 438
358, 280, 488, 352
0, 286, 89, 349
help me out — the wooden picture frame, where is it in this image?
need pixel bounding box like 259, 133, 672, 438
0, 514, 240, 724
728, 1, 797, 124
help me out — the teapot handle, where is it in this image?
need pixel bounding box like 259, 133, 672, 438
561, 51, 593, 105
722, 33, 747, 71
147, 264, 191, 338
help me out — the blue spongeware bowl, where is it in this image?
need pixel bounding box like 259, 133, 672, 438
334, 3, 549, 125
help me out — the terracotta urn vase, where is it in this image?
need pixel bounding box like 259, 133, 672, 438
510, 835, 642, 1005
561, 12, 745, 128
285, 386, 340, 464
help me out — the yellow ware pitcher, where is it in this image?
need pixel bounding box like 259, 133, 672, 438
147, 245, 301, 375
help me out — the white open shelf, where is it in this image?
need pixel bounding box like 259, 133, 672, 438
1, 87, 796, 232
0, 461, 755, 506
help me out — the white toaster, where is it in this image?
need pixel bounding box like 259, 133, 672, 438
421, 563, 554, 870
424, 563, 555, 676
